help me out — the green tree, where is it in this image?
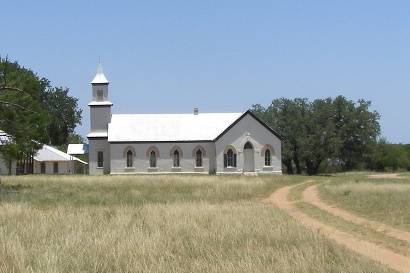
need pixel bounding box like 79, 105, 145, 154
41, 86, 82, 146
0, 57, 49, 166
252, 96, 381, 175
252, 98, 309, 174
333, 96, 380, 171
0, 57, 82, 173
302, 98, 341, 175
368, 139, 410, 171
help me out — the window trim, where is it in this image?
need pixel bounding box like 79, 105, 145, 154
192, 145, 206, 157
146, 146, 160, 158
169, 145, 183, 157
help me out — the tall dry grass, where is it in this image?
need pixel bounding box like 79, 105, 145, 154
0, 174, 395, 272
319, 174, 410, 231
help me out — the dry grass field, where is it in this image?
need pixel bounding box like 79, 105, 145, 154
319, 173, 410, 231
0, 174, 404, 272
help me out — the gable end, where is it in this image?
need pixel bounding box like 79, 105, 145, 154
213, 110, 283, 142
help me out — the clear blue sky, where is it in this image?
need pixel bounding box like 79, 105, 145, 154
2, 1, 410, 143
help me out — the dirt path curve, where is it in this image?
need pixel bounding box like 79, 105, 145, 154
265, 184, 410, 273
304, 184, 410, 244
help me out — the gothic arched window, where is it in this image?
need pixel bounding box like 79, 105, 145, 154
224, 149, 237, 168
150, 150, 156, 168
195, 149, 202, 167
173, 149, 180, 167
265, 149, 271, 166
126, 150, 133, 167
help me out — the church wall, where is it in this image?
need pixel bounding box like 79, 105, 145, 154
109, 142, 215, 174
89, 138, 111, 175
215, 114, 282, 175
90, 106, 111, 133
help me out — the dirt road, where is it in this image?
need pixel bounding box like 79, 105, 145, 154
266, 182, 410, 273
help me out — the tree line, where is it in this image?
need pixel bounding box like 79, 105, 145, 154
0, 57, 82, 174
252, 97, 410, 175
1, 57, 408, 175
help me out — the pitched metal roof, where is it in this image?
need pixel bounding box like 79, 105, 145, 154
108, 112, 243, 142
91, 63, 109, 84
34, 145, 88, 164
67, 144, 89, 155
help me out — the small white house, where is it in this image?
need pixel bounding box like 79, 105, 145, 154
33, 145, 88, 174
0, 132, 87, 175
87, 63, 282, 175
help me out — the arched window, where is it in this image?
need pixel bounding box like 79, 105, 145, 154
150, 150, 156, 168
244, 141, 253, 149
173, 149, 180, 167
224, 149, 237, 168
195, 149, 202, 167
265, 149, 271, 166
126, 150, 133, 167
261, 144, 275, 166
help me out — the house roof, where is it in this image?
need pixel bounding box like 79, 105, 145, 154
91, 63, 109, 84
108, 112, 244, 142
34, 145, 88, 164
67, 144, 89, 155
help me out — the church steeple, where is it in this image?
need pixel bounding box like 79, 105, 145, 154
87, 62, 112, 175
89, 62, 112, 104
88, 61, 113, 136
91, 62, 109, 84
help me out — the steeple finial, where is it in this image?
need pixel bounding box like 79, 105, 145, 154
91, 61, 109, 84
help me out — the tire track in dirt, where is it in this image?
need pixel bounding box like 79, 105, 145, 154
265, 183, 410, 273
304, 184, 410, 244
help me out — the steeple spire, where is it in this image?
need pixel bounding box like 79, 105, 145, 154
91, 62, 109, 84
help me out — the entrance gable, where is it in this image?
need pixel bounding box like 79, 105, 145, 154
214, 111, 282, 175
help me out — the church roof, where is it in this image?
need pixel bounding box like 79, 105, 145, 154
108, 112, 244, 142
91, 63, 109, 84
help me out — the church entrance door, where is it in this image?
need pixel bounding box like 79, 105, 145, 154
243, 142, 254, 172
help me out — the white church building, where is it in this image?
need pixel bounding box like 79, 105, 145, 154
87, 64, 282, 175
